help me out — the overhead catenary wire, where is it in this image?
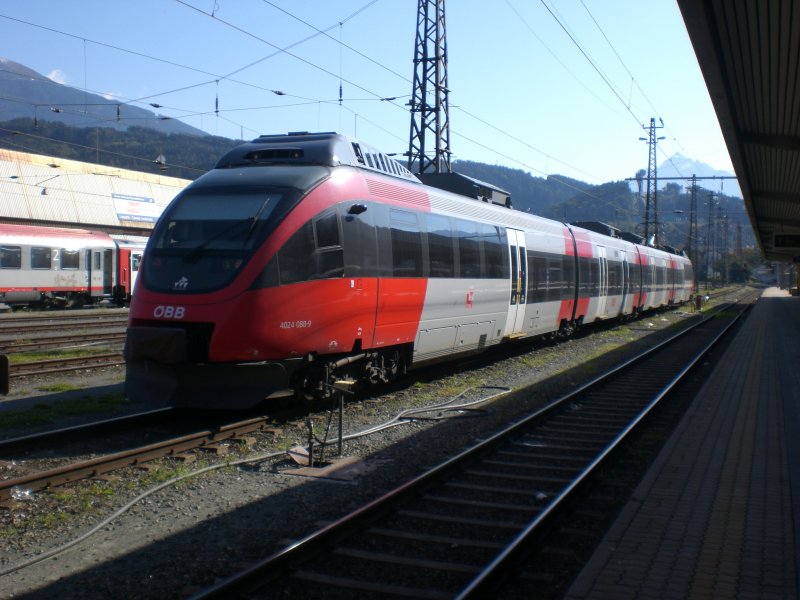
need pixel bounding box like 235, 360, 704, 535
537, 0, 643, 128
0, 4, 611, 186
0, 3, 712, 190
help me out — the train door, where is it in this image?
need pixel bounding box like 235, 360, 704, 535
597, 246, 608, 316
86, 249, 106, 299
503, 229, 527, 337
85, 249, 93, 297
103, 249, 113, 296
130, 252, 142, 295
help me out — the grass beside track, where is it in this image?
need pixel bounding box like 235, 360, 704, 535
0, 392, 127, 432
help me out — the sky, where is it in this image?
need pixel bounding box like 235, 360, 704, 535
0, 0, 734, 186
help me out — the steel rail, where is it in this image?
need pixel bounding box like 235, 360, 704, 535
9, 353, 124, 377
456, 298, 754, 598
1, 332, 127, 353
0, 316, 129, 336
0, 408, 174, 456
0, 415, 275, 502
190, 294, 757, 599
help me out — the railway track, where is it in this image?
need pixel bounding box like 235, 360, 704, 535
191, 292, 757, 599
0, 311, 128, 378
0, 332, 127, 353
0, 414, 276, 503
0, 313, 128, 337
9, 352, 124, 378
0, 407, 174, 457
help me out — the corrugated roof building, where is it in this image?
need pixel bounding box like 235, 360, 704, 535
0, 149, 190, 235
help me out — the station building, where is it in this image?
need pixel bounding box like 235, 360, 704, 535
0, 148, 190, 236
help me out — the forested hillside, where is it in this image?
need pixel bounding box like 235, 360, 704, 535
0, 118, 237, 180
0, 117, 753, 255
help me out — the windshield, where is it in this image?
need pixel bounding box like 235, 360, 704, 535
143, 185, 302, 294
151, 191, 280, 250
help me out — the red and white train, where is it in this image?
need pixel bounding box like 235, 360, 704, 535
0, 224, 144, 308
125, 132, 694, 409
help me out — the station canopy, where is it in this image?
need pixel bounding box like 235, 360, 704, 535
679, 0, 800, 263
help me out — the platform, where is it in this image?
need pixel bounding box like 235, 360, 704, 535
566, 287, 800, 600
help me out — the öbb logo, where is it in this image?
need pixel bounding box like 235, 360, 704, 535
153, 305, 185, 319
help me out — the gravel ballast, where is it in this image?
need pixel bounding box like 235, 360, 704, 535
0, 300, 727, 599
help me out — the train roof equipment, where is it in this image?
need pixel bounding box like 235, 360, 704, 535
571, 221, 621, 238
418, 171, 512, 208
618, 230, 645, 245
214, 132, 421, 184
213, 131, 516, 210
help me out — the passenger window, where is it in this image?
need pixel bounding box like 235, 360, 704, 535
61, 249, 80, 270
390, 209, 423, 277
454, 219, 480, 278
480, 224, 508, 279
562, 256, 575, 299
426, 214, 455, 278
31, 247, 52, 269
527, 253, 547, 303
0, 246, 21, 269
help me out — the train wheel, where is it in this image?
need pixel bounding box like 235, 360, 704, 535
365, 348, 407, 385
66, 294, 86, 309
382, 348, 408, 382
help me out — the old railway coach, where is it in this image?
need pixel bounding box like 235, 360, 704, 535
125, 132, 693, 408
0, 224, 143, 308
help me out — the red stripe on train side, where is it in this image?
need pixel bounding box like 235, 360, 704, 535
632, 245, 644, 308
373, 278, 428, 349
559, 225, 576, 323
204, 276, 428, 362
639, 250, 650, 308
207, 277, 383, 362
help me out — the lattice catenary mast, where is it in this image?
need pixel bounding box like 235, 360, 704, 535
640, 117, 665, 245
407, 0, 451, 174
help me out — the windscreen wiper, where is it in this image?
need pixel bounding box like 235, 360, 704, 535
182, 218, 253, 263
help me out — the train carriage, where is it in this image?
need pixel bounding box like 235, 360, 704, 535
124, 132, 693, 409
0, 224, 143, 308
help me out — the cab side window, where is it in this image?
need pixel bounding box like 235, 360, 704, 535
277, 209, 344, 284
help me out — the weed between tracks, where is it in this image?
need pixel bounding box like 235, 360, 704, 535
7, 348, 112, 365
1, 481, 117, 539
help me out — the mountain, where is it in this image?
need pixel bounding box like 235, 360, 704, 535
452, 159, 590, 214
656, 152, 741, 198
0, 57, 207, 137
